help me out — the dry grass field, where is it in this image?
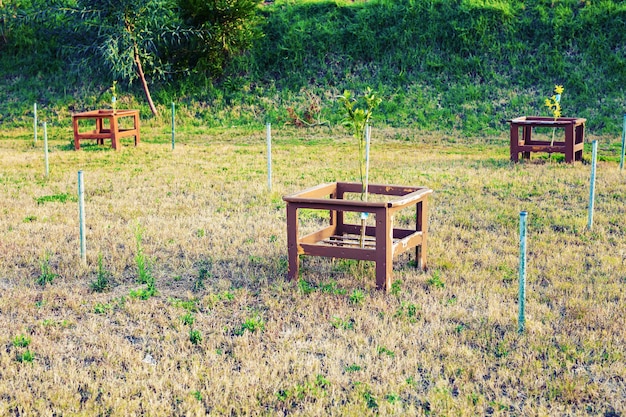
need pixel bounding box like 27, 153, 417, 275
0, 124, 624, 416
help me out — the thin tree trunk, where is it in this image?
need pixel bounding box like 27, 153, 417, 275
133, 42, 157, 116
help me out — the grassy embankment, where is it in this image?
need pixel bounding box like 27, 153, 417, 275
1, 0, 625, 134
0, 123, 624, 415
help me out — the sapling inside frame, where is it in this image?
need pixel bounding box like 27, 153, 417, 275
338, 88, 382, 247
544, 84, 564, 146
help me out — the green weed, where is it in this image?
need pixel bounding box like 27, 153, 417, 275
193, 261, 212, 292
169, 297, 199, 312
93, 302, 112, 314
344, 364, 362, 373
376, 346, 395, 357
12, 334, 31, 348
363, 390, 378, 410
385, 393, 400, 404
189, 329, 203, 345
135, 226, 153, 286
348, 289, 365, 305
17, 350, 35, 363
315, 374, 329, 389
276, 374, 329, 404
395, 302, 420, 323
330, 316, 354, 331
318, 280, 346, 295
180, 313, 195, 326
390, 279, 402, 296
235, 315, 265, 336
132, 225, 157, 299
297, 278, 316, 295
36, 252, 57, 287
204, 291, 235, 309
129, 285, 157, 300
35, 193, 76, 205
90, 253, 111, 293
426, 270, 445, 289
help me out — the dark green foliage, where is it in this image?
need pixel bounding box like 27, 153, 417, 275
72, 0, 181, 114
1, 0, 625, 134
17, 350, 35, 363
193, 260, 213, 292
176, 0, 263, 77
35, 193, 77, 205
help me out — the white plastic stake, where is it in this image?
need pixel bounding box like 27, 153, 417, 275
619, 114, 626, 170
359, 125, 372, 247
171, 102, 175, 150
33, 103, 38, 144
266, 122, 272, 191
518, 211, 528, 333
43, 122, 49, 177
587, 140, 598, 230
364, 124, 371, 202
78, 171, 86, 265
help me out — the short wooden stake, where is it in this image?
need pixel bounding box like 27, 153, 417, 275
266, 122, 272, 191
78, 171, 86, 265
587, 140, 598, 230
518, 211, 528, 333
43, 122, 49, 177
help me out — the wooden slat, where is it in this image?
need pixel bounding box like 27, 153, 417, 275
300, 242, 377, 261
392, 232, 423, 254
283, 182, 337, 200
320, 234, 376, 248
300, 225, 337, 244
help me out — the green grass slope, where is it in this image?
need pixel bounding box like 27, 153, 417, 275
1, 0, 625, 135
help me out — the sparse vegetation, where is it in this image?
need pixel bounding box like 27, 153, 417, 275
0, 126, 624, 415
2, 0, 626, 410
90, 253, 111, 293
35, 252, 57, 287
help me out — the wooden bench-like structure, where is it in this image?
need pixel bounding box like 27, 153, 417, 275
72, 109, 140, 150
509, 116, 586, 163
283, 182, 433, 291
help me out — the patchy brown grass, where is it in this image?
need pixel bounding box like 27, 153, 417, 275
0, 125, 624, 416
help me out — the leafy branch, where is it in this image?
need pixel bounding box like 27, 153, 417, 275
338, 87, 382, 199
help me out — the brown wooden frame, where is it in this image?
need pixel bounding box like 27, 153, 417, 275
72, 109, 140, 151
283, 182, 433, 291
509, 116, 586, 163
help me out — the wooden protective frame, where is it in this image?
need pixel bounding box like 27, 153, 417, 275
72, 109, 140, 150
283, 182, 433, 291
509, 116, 586, 163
